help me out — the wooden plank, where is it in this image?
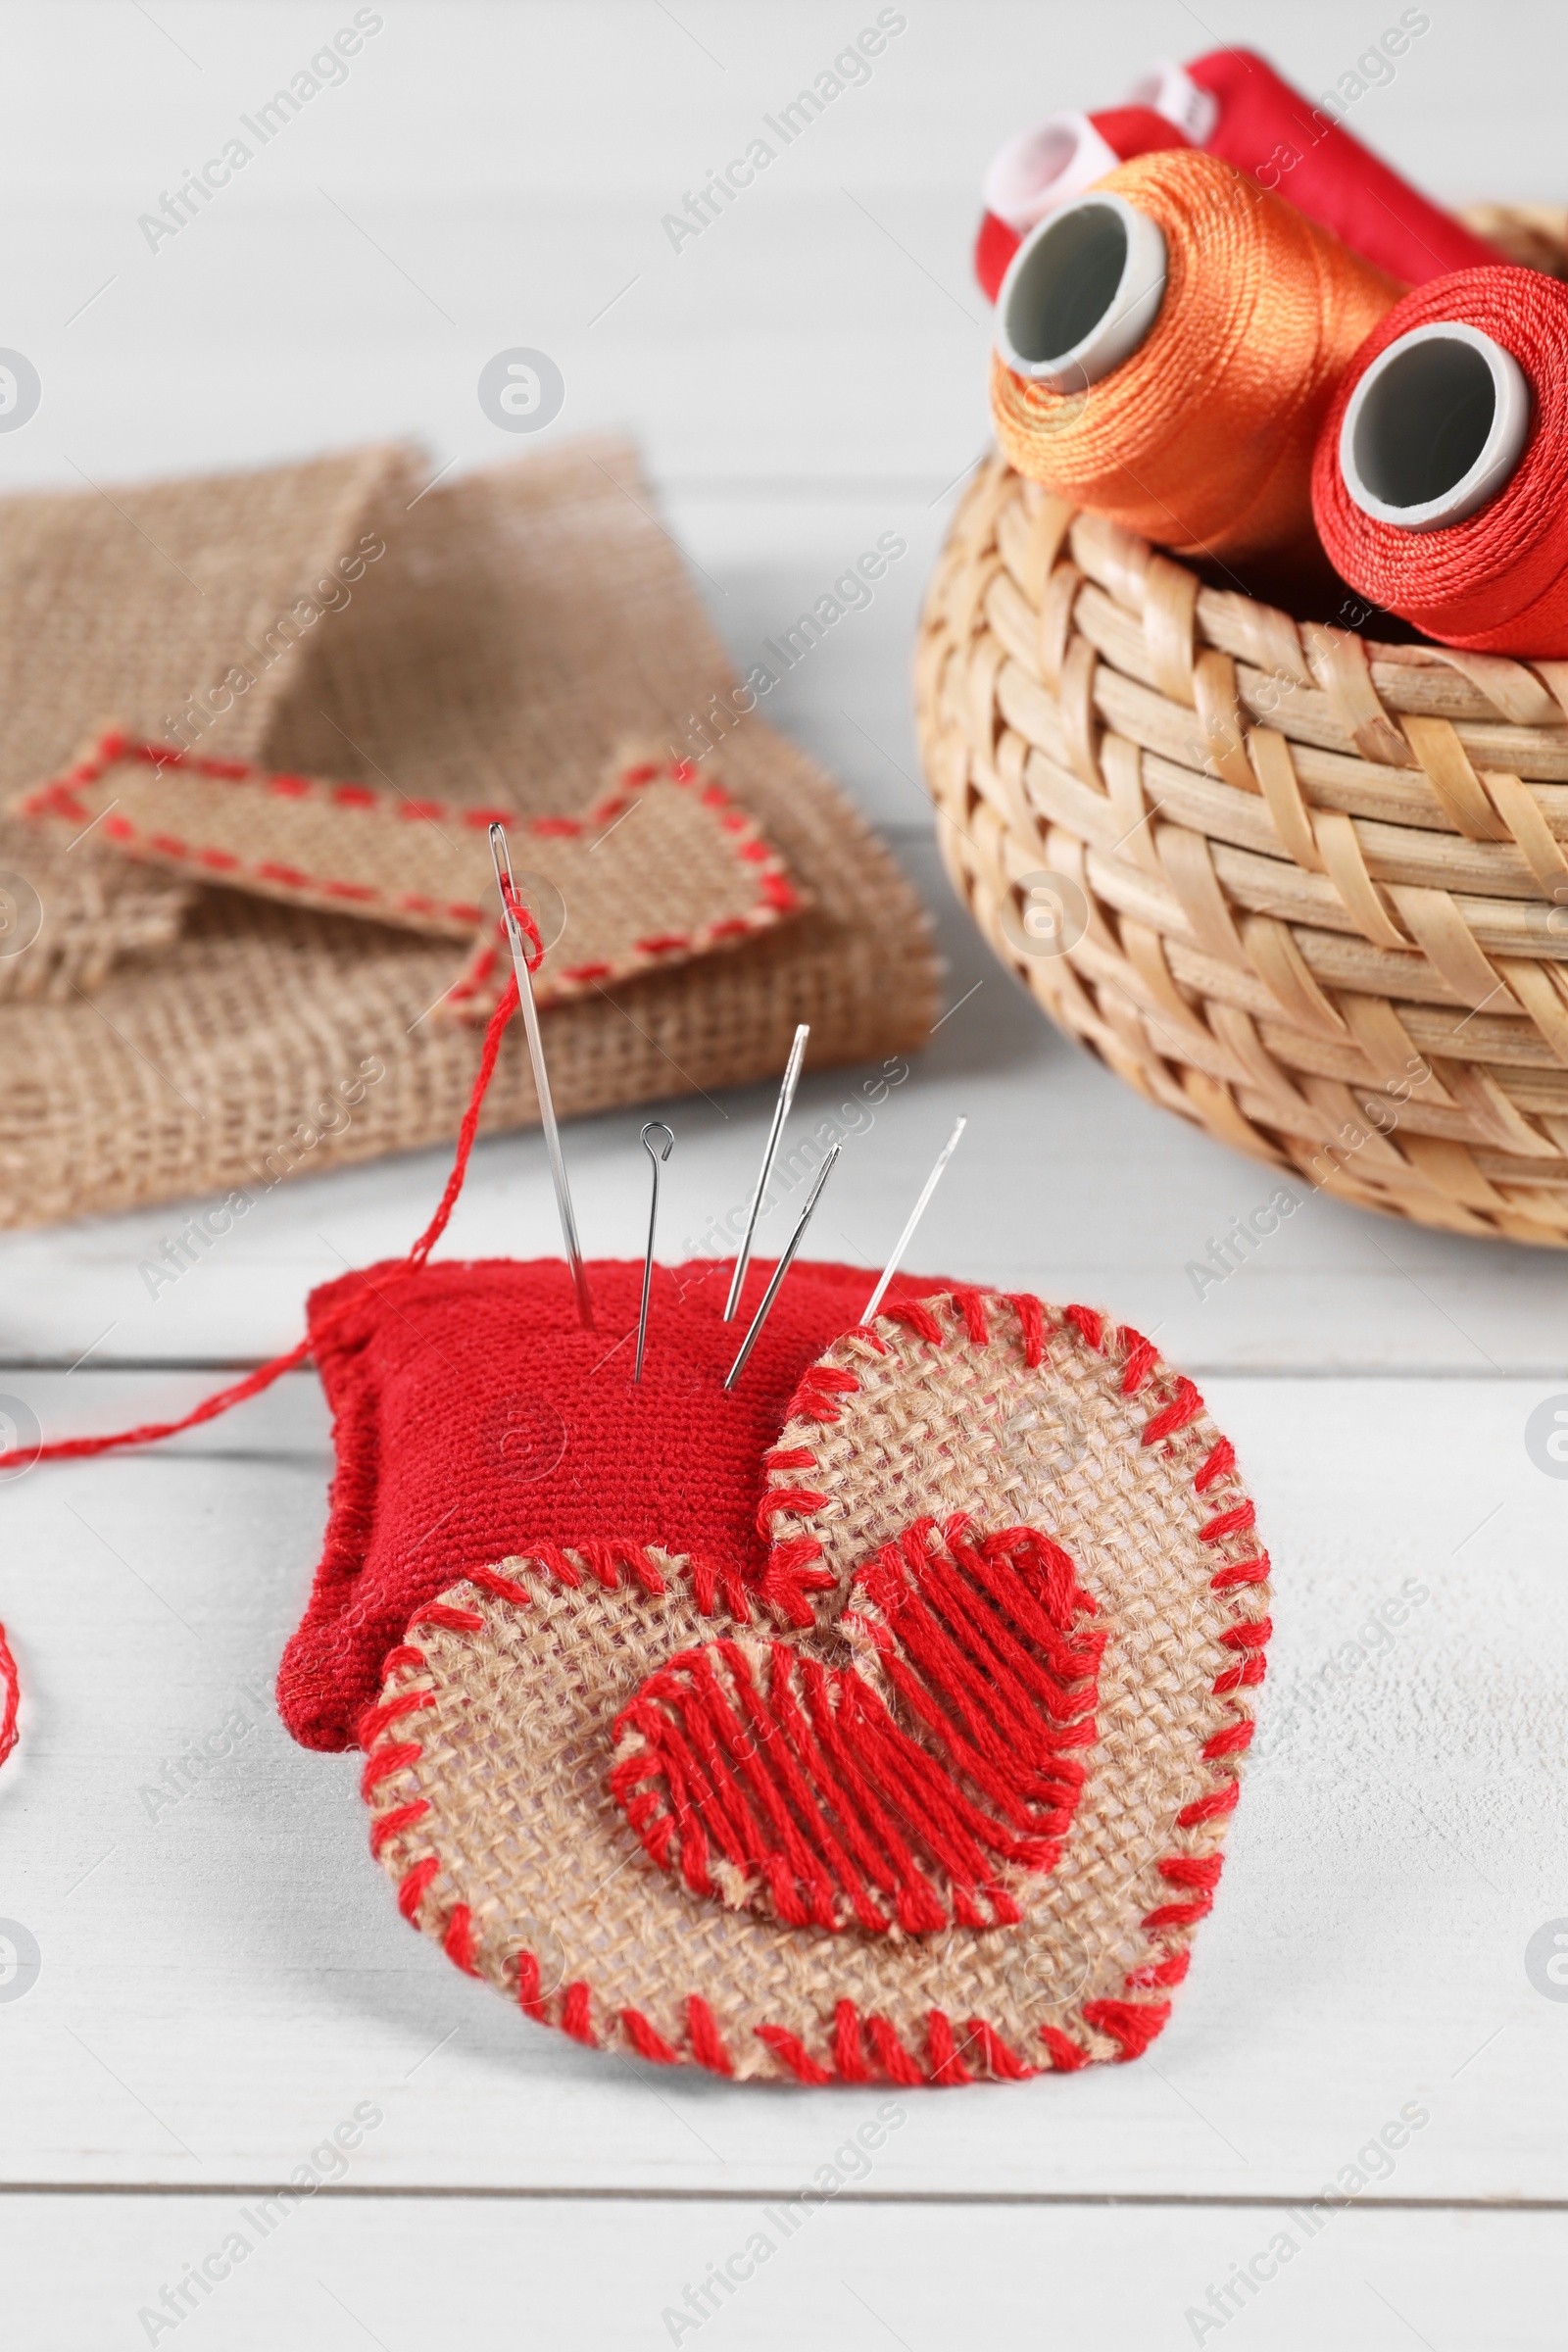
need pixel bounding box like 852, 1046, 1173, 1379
0, 2192, 1561, 2351
0, 1372, 1563, 2198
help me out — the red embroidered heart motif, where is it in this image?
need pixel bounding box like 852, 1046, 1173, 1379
612, 1518, 1102, 1936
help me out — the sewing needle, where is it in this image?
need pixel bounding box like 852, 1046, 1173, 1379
723, 1022, 809, 1322
860, 1117, 967, 1325
722, 1143, 840, 1391
489, 821, 594, 1330
635, 1121, 673, 1382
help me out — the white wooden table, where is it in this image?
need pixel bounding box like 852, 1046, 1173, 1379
3, 6, 1567, 2345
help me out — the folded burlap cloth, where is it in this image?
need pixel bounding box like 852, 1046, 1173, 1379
0, 439, 936, 1226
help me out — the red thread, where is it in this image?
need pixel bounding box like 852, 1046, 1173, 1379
686, 1994, 734, 2076
783, 1363, 861, 1425
949, 1288, 992, 1346
755, 2025, 832, 2085
1081, 1997, 1171, 2060
964, 2019, 1036, 2081
356, 1689, 434, 1748
756, 1487, 829, 1535
834, 2000, 871, 2083
361, 1740, 423, 1800
562, 1983, 598, 2044
1195, 1438, 1236, 1493
1039, 2025, 1087, 2072
613, 1519, 1103, 1937
409, 1602, 485, 1634
464, 1565, 534, 1608
443, 1904, 478, 1974
926, 2010, 976, 2086
1186, 47, 1497, 288
0, 1624, 17, 1769
1313, 267, 1568, 655
1064, 1303, 1103, 1350
1004, 1292, 1046, 1368
1212, 1552, 1269, 1590
1178, 1779, 1241, 1829
880, 1299, 944, 1345
868, 2016, 927, 2086
1142, 1378, 1203, 1446
1199, 1501, 1255, 1544
515, 1951, 549, 2022
397, 1855, 439, 1925
369, 1799, 430, 1857
622, 2008, 680, 2064
0, 969, 525, 1491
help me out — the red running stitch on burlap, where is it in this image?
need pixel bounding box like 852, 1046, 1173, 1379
367, 1292, 1267, 2084
18, 734, 799, 984
0, 1622, 19, 1769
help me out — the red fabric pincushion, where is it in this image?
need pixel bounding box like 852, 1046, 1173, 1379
277, 1255, 951, 1751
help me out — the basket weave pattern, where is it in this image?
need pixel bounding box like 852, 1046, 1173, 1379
917, 206, 1568, 1249
917, 361, 1568, 1247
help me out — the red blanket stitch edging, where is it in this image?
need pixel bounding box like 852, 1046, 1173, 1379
17, 732, 801, 984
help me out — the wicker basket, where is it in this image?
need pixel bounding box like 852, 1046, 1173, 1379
914, 209, 1568, 1249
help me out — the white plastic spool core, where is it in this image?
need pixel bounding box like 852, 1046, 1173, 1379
1338, 321, 1532, 531
983, 110, 1122, 236
1125, 58, 1220, 146
996, 191, 1168, 392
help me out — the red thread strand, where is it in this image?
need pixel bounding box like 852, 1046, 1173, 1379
397, 1855, 439, 1925
834, 2000, 871, 2083
1187, 47, 1497, 288
686, 1994, 734, 2076
868, 2016, 927, 2086
562, 1983, 598, 2045
754, 2025, 832, 2085
621, 2008, 680, 2064
0, 1624, 19, 1768
443, 1905, 477, 1974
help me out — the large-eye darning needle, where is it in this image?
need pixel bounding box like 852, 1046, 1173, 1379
860, 1117, 967, 1325
722, 1143, 840, 1392
489, 821, 594, 1330
635, 1121, 673, 1383
723, 1022, 809, 1322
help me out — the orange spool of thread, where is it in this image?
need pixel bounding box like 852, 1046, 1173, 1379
989, 147, 1402, 569
1312, 267, 1568, 656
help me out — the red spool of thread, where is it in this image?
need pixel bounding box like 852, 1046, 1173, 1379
1147, 47, 1498, 287
976, 45, 1495, 303
975, 105, 1187, 301
1312, 267, 1568, 656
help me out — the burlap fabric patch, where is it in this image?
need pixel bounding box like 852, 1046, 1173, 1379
361, 1286, 1267, 2084
0, 437, 936, 1225
0, 445, 394, 1008
14, 735, 802, 1014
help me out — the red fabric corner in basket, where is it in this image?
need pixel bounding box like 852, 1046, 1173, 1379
277, 1255, 950, 1751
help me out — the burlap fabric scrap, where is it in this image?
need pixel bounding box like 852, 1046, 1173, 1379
338, 1259, 1268, 2085
0, 436, 937, 1226
14, 732, 803, 1018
